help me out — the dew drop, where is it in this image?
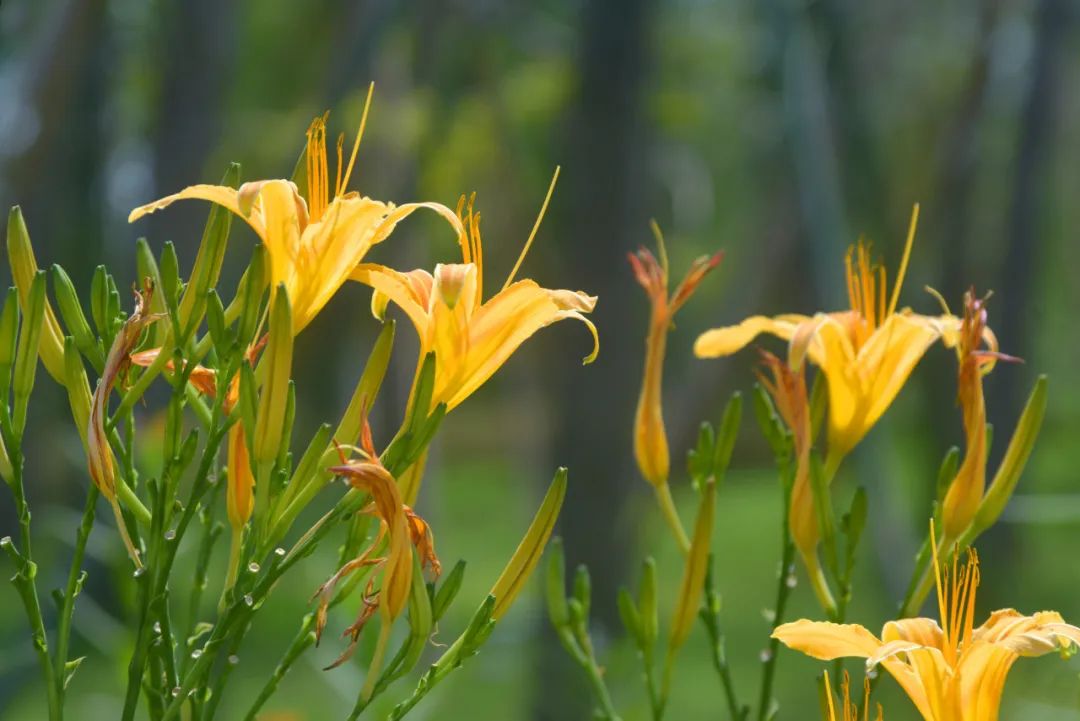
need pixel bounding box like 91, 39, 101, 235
190, 649, 203, 660
274, 547, 286, 557
785, 574, 798, 589
133, 568, 146, 579
247, 562, 260, 574
761, 608, 776, 623
164, 529, 177, 541
227, 655, 240, 666
243, 594, 254, 607
759, 649, 772, 663
153, 621, 162, 635
171, 687, 181, 698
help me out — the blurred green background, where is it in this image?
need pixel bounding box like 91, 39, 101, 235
2, 0, 1080, 718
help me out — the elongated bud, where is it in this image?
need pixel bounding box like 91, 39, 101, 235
63, 337, 92, 449
0, 287, 18, 402
179, 163, 240, 334
237, 246, 269, 347
51, 265, 103, 369
13, 271, 47, 438
969, 375, 1047, 540
638, 556, 658, 646
668, 477, 715, 651
490, 467, 567, 619
226, 424, 254, 529
253, 284, 293, 466
6, 207, 65, 381
629, 235, 722, 489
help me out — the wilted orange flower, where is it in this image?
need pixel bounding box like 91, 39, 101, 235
351, 185, 598, 413
129, 87, 461, 335
775, 527, 1080, 721
940, 291, 1016, 542
88, 281, 160, 567
313, 425, 440, 698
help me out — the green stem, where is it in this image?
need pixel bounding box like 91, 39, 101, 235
2, 430, 62, 721
242, 615, 316, 721
655, 483, 690, 554
757, 488, 797, 721
54, 485, 99, 707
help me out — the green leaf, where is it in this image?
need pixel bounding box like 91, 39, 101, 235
712, 391, 742, 481
432, 560, 466, 622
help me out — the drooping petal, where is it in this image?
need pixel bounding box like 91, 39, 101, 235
128, 183, 268, 240
693, 314, 809, 358
772, 620, 882, 660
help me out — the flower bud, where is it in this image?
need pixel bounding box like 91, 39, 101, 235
490, 467, 567, 620
6, 207, 65, 382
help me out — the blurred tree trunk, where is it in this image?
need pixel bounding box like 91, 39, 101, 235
981, 0, 1072, 578
7, 0, 108, 285
146, 0, 237, 255
535, 0, 654, 717
995, 0, 1071, 419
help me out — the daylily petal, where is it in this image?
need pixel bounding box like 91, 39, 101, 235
440, 280, 596, 409
882, 618, 945, 649
693, 314, 809, 359
128, 183, 268, 240
351, 263, 434, 333
772, 620, 882, 660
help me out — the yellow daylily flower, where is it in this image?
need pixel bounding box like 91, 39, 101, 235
350, 183, 598, 413
129, 87, 461, 335
695, 206, 978, 473
774, 532, 1080, 721
823, 672, 883, 721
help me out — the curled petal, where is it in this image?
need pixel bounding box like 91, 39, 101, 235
694, 314, 808, 359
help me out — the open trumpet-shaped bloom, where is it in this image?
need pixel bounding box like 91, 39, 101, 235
129, 95, 461, 335
775, 541, 1080, 721
695, 208, 984, 469
350, 192, 598, 411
